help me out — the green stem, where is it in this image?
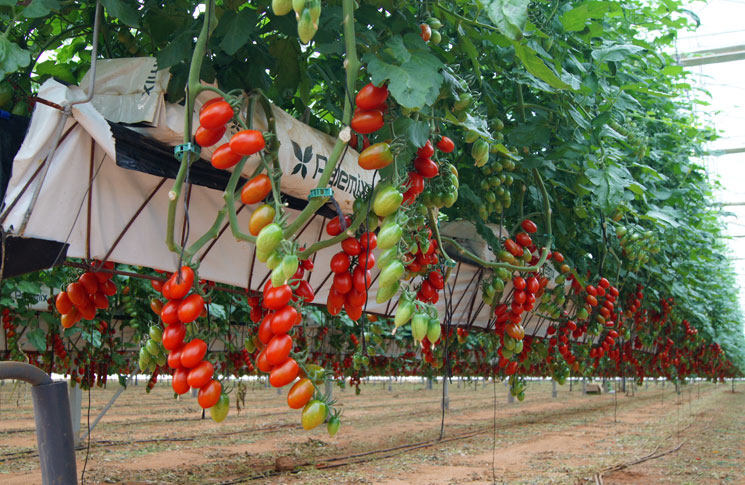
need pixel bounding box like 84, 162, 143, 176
299, 209, 367, 259
165, 0, 215, 255
434, 3, 499, 32
443, 236, 549, 272
224, 157, 258, 244
427, 207, 455, 267
185, 207, 227, 259
282, 0, 360, 239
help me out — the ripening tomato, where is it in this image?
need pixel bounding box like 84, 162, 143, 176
358, 142, 393, 170
177, 294, 204, 323
351, 110, 384, 134
355, 83, 389, 110
55, 292, 73, 315
301, 400, 327, 430
79, 273, 99, 294
211, 143, 242, 170
61, 308, 80, 328
199, 99, 233, 130
414, 157, 438, 178
330, 252, 351, 273
436, 136, 455, 153
326, 215, 352, 236
270, 305, 298, 334
249, 204, 276, 236
230, 129, 265, 156
241, 174, 272, 205
180, 339, 208, 368
162, 322, 186, 350
266, 334, 293, 366
66, 282, 87, 307
172, 367, 190, 394
195, 125, 226, 147
287, 378, 315, 409
198, 379, 222, 408
264, 284, 292, 310
269, 358, 299, 387
420, 23, 432, 41
187, 360, 214, 389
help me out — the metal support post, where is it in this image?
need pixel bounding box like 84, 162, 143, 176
552, 380, 557, 398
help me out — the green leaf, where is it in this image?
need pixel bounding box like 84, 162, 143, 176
101, 0, 140, 27
458, 34, 481, 84
269, 37, 301, 95
591, 44, 645, 63
482, 0, 529, 41
584, 165, 634, 212
644, 206, 682, 227
216, 9, 257, 55
26, 328, 46, 351
559, 1, 615, 32
17, 280, 41, 294
362, 34, 444, 109
156, 32, 193, 69
0, 0, 16, 5
22, 0, 60, 18
34, 60, 76, 84
513, 43, 570, 90
208, 303, 227, 320
0, 38, 31, 81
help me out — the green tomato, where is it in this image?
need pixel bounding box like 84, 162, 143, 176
378, 260, 405, 288
426, 318, 441, 343
394, 300, 415, 328
373, 183, 404, 217
149, 326, 163, 343
377, 247, 398, 269
271, 265, 286, 287
411, 313, 429, 341
146, 339, 160, 356
256, 224, 283, 261
377, 222, 403, 250
210, 394, 230, 423
327, 416, 341, 436
375, 281, 399, 304
281, 254, 299, 280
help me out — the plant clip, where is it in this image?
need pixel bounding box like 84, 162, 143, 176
174, 143, 201, 162
308, 187, 333, 200
445, 258, 457, 268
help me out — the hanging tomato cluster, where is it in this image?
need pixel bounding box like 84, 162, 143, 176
351, 83, 388, 135
55, 262, 117, 329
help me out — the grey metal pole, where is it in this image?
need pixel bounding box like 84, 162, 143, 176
552, 380, 557, 398
442, 378, 449, 410
581, 379, 586, 395
0, 362, 77, 485
68, 384, 82, 447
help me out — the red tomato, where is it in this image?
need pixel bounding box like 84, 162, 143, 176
151, 279, 164, 292
167, 346, 183, 369
326, 215, 352, 236
67, 282, 87, 307
345, 302, 363, 321
436, 136, 455, 153
270, 305, 298, 334
78, 302, 96, 320
406, 172, 424, 195
211, 143, 242, 170
180, 339, 208, 368
428, 271, 444, 290
302, 258, 314, 271
346, 287, 367, 307
351, 110, 384, 134
169, 266, 194, 300
230, 129, 266, 156
266, 334, 293, 365
552, 251, 565, 263
92, 292, 109, 309
294, 280, 315, 303
256, 349, 272, 374
352, 266, 372, 292
241, 174, 273, 205
333, 272, 353, 294
521, 219, 537, 233
504, 239, 522, 257
355, 83, 389, 110
61, 308, 80, 328
177, 294, 204, 323
259, 314, 274, 344
330, 252, 351, 273
515, 232, 532, 247
414, 157, 438, 178
359, 232, 377, 250
162, 322, 186, 350
526, 276, 539, 294
198, 380, 222, 408
598, 277, 610, 289
513, 276, 526, 290
420, 280, 436, 300
417, 140, 434, 158
341, 237, 361, 256
420, 23, 432, 41
264, 284, 292, 310
269, 358, 299, 387
199, 99, 233, 130
195, 125, 226, 147
172, 367, 190, 394
55, 292, 73, 315
100, 279, 117, 296
187, 360, 214, 389
161, 300, 181, 325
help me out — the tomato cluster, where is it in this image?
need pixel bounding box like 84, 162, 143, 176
351, 83, 388, 135
55, 263, 117, 329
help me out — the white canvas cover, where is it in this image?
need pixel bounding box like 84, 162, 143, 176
2, 77, 560, 336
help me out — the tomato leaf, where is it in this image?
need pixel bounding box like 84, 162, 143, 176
513, 43, 570, 90
215, 9, 257, 56
362, 35, 443, 110
156, 32, 193, 69
560, 1, 618, 32
0, 38, 31, 81
100, 0, 140, 27
26, 328, 46, 351
482, 0, 529, 41
591, 44, 646, 64
394, 118, 430, 148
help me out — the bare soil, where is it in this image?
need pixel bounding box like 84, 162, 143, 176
0, 378, 742, 484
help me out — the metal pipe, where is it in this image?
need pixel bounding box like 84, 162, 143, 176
0, 361, 77, 485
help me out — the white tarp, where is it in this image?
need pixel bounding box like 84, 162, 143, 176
2, 77, 559, 335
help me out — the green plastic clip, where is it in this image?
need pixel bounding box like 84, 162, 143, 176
174, 143, 200, 162
308, 187, 333, 200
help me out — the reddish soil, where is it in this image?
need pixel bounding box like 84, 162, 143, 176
0, 379, 742, 484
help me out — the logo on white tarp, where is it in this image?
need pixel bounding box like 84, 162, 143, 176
290, 141, 372, 199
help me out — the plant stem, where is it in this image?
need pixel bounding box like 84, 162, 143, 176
282, 0, 360, 238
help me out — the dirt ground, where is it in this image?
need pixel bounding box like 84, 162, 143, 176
0, 377, 742, 484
